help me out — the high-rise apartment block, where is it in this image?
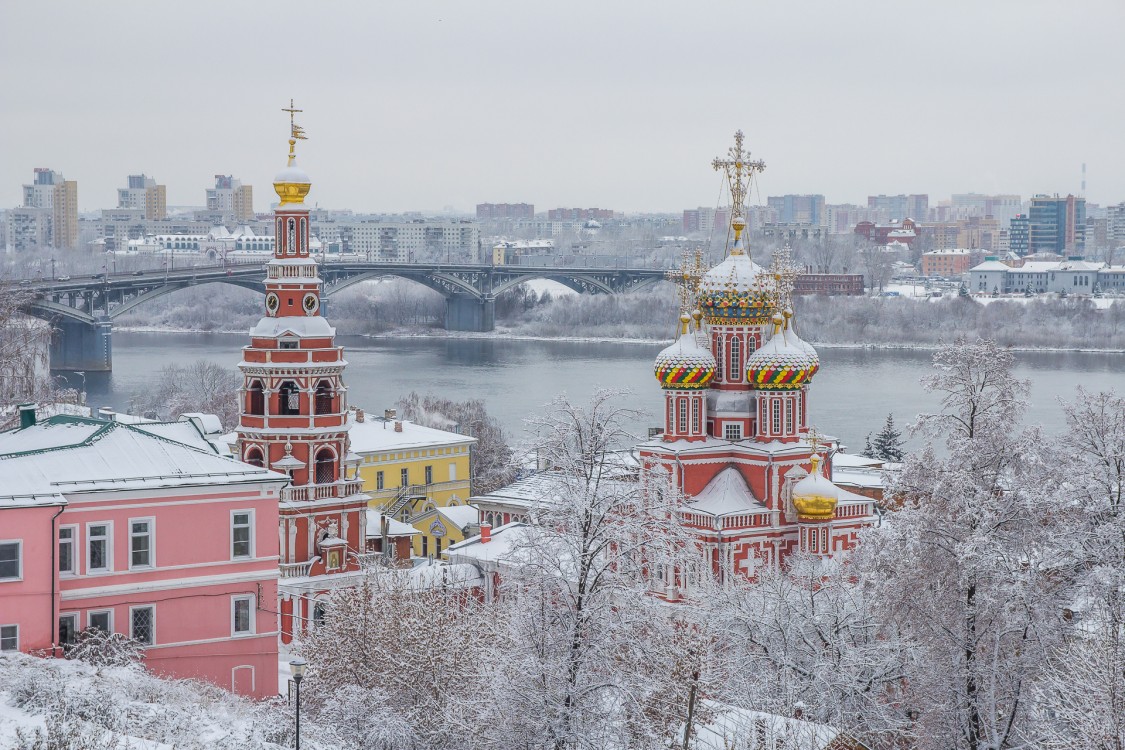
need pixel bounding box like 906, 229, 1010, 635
1106, 203, 1125, 246
950, 194, 1023, 225
206, 175, 255, 223
682, 207, 731, 237
547, 207, 615, 221
1029, 194, 1086, 255
117, 174, 167, 220
7, 168, 78, 251
476, 203, 534, 221
767, 194, 826, 226
1009, 215, 1030, 256
867, 194, 929, 222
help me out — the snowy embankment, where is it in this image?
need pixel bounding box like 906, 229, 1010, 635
0, 653, 321, 750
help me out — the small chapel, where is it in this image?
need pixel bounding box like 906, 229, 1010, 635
235, 105, 370, 641
638, 131, 879, 587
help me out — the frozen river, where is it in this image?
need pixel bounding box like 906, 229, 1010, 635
72, 331, 1124, 452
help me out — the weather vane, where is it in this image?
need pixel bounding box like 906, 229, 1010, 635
712, 130, 766, 228
281, 99, 308, 159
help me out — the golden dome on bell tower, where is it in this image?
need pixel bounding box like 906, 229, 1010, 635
274, 99, 312, 206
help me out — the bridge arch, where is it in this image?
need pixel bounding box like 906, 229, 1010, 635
321, 270, 483, 300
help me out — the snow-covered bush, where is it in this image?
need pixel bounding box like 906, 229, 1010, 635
68, 628, 146, 667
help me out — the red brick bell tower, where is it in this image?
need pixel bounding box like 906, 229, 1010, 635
236, 102, 369, 642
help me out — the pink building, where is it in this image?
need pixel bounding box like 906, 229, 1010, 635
0, 409, 287, 698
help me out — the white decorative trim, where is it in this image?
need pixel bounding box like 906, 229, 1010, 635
61, 569, 278, 601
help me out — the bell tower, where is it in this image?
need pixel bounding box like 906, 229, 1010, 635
236, 102, 369, 642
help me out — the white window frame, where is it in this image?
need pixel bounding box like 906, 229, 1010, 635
87, 609, 113, 633
0, 540, 22, 582
231, 595, 255, 637
231, 510, 255, 560
128, 517, 155, 570
58, 612, 79, 647
724, 423, 742, 441
86, 522, 113, 574
0, 624, 18, 651
129, 604, 155, 646
58, 525, 78, 577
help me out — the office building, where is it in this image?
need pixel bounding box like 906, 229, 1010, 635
10, 168, 78, 250
117, 174, 167, 220
206, 175, 255, 223
1029, 194, 1086, 255
867, 194, 929, 222
767, 194, 826, 226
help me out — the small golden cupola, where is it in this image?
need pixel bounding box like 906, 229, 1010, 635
274, 99, 312, 206
791, 453, 839, 522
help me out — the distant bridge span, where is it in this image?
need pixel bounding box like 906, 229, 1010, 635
17, 260, 667, 371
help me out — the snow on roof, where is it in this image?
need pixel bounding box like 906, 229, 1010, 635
0, 416, 286, 502
689, 701, 853, 750
682, 467, 767, 518
970, 260, 1012, 271
832, 467, 883, 490
365, 513, 420, 537
347, 416, 476, 454
446, 522, 537, 565
830, 452, 882, 469
178, 412, 223, 435
405, 562, 482, 590
130, 421, 217, 454
437, 504, 479, 529
248, 315, 335, 339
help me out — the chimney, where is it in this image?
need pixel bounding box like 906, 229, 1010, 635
98, 407, 114, 421
480, 523, 491, 544
394, 421, 403, 432
356, 408, 365, 423
384, 408, 397, 420
18, 403, 37, 429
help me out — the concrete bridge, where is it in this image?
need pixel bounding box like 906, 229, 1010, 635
17, 259, 667, 371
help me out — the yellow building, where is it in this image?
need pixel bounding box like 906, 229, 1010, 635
408, 504, 480, 559
348, 410, 476, 549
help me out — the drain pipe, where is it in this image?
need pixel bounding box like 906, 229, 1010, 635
49, 504, 64, 656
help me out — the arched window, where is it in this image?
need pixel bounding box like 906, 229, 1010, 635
245, 446, 264, 468
314, 448, 335, 484
314, 380, 333, 415
713, 336, 723, 382
728, 337, 741, 382
286, 218, 296, 255
300, 218, 307, 254
246, 380, 264, 416
678, 398, 688, 433
784, 398, 794, 435
278, 381, 300, 416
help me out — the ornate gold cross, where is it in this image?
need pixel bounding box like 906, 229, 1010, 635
712, 130, 766, 225
281, 99, 307, 157
770, 243, 802, 313
665, 248, 707, 315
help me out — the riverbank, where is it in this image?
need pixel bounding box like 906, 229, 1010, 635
114, 324, 1125, 355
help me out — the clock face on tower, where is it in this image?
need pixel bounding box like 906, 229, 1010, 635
265, 293, 280, 316
303, 293, 319, 315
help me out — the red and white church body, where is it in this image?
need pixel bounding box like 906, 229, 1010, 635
236, 113, 369, 642
639, 132, 878, 586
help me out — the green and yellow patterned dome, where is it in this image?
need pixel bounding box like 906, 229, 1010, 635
654, 315, 717, 390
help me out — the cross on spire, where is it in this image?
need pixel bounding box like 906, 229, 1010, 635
281, 99, 307, 160
712, 130, 766, 228
769, 243, 802, 313
665, 248, 708, 317
807, 424, 824, 456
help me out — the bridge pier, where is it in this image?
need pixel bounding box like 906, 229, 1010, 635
50, 318, 112, 372
445, 295, 495, 332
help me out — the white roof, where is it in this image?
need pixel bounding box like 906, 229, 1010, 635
700, 249, 766, 295
446, 522, 537, 565
0, 417, 287, 506
437, 504, 479, 529
365, 513, 420, 537
830, 452, 881, 469
971, 260, 1011, 271
248, 315, 335, 339
683, 467, 766, 517
347, 416, 475, 454
690, 701, 850, 750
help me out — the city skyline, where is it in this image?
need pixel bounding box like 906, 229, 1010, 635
3, 0, 1124, 214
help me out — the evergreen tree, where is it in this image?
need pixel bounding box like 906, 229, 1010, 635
864, 432, 875, 457
873, 413, 904, 462
958, 282, 969, 298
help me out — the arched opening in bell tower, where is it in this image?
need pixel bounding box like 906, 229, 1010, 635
278, 381, 301, 416
244, 446, 264, 468
314, 447, 336, 484
314, 380, 333, 415
246, 381, 264, 416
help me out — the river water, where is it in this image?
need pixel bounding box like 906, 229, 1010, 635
75, 332, 1123, 452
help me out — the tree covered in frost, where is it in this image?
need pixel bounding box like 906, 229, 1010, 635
871, 413, 903, 463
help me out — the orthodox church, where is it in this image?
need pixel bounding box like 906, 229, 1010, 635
235, 105, 370, 641
638, 132, 879, 587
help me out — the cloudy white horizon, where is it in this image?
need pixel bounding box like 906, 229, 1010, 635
3, 0, 1123, 214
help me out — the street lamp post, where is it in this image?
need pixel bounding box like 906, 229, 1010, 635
289, 658, 307, 750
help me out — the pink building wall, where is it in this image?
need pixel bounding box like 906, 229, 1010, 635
0, 503, 64, 653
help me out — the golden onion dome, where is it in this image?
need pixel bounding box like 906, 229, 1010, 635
747, 312, 820, 390
654, 315, 717, 390
274, 138, 312, 206
792, 454, 839, 522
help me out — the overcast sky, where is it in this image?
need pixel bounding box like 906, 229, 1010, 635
3, 0, 1123, 214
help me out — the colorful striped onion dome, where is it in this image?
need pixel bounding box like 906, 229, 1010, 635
654, 315, 717, 390
698, 230, 773, 325
746, 312, 820, 390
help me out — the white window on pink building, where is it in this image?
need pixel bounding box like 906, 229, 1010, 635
231, 511, 254, 560
88, 610, 112, 633
130, 519, 155, 569
58, 526, 76, 576
131, 606, 154, 645
0, 540, 20, 581
0, 624, 17, 651
87, 523, 111, 573
232, 596, 255, 636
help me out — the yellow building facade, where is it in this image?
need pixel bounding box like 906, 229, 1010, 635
408, 504, 480, 560
348, 413, 476, 553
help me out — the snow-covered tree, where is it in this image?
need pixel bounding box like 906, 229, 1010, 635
396, 391, 517, 494
872, 413, 903, 462
479, 390, 704, 750
131, 359, 240, 428
872, 338, 1072, 750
